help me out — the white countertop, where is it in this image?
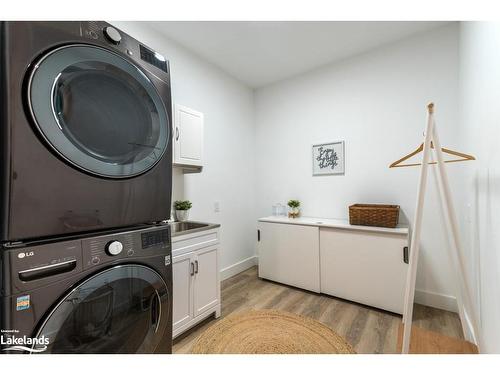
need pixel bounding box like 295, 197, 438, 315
258, 216, 409, 235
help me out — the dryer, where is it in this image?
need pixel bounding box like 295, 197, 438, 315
0, 21, 173, 242
0, 224, 172, 354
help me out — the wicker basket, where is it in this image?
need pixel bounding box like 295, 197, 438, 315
349, 204, 400, 228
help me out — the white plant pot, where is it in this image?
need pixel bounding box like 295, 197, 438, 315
176, 210, 190, 222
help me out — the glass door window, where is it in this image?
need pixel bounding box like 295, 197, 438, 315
28, 45, 169, 178
35, 265, 169, 354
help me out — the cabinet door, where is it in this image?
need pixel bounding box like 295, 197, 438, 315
173, 104, 204, 167
320, 228, 408, 314
172, 253, 194, 331
257, 222, 320, 292
193, 246, 219, 317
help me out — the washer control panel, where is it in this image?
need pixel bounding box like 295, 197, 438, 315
81, 226, 170, 270
3, 225, 171, 294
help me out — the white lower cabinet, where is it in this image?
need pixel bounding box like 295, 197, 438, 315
320, 228, 408, 314
257, 217, 409, 314
172, 228, 220, 338
193, 247, 219, 316
172, 252, 195, 332
257, 221, 320, 292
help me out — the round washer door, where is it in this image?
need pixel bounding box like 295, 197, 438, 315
34, 265, 169, 354
27, 44, 169, 178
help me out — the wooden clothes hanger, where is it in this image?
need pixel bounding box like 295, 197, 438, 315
389, 104, 476, 168
390, 142, 476, 168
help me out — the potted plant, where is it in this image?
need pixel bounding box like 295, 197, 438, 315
287, 199, 301, 218
174, 200, 192, 222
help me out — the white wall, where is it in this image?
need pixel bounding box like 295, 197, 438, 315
254, 24, 462, 311
110, 22, 483, 321
458, 22, 500, 353
112, 22, 257, 278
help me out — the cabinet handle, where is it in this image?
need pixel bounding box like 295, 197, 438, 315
190, 262, 195, 276
176, 127, 180, 141
257, 229, 260, 242
194, 260, 199, 274
403, 246, 409, 264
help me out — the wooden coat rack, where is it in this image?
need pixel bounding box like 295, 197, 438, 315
390, 103, 479, 354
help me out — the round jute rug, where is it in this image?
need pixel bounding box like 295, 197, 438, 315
190, 309, 356, 354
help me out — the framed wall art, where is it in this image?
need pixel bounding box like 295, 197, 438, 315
312, 141, 345, 176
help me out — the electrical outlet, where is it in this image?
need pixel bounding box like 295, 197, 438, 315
214, 201, 220, 213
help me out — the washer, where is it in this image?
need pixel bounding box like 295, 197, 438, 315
0, 224, 172, 354
0, 21, 173, 242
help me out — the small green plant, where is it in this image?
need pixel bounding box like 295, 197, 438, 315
287, 199, 300, 208
174, 200, 192, 211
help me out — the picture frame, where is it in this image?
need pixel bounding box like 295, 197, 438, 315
312, 141, 345, 176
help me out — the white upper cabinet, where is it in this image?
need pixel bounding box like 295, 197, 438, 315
173, 104, 204, 168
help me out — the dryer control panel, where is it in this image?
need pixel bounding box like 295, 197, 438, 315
80, 21, 170, 77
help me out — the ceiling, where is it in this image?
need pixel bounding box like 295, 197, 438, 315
150, 21, 448, 88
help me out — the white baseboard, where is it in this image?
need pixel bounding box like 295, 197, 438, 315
462, 308, 479, 347
415, 289, 458, 313
220, 255, 258, 281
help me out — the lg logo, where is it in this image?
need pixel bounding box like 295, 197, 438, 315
17, 251, 34, 259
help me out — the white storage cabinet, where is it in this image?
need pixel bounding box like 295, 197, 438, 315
257, 217, 409, 314
320, 227, 408, 314
172, 227, 220, 338
173, 104, 204, 168
257, 221, 320, 293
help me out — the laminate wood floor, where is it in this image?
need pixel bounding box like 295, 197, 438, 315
173, 266, 463, 354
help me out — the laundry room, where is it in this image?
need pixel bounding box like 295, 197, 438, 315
1, 1, 500, 374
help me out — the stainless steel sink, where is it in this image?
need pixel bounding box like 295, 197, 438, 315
169, 221, 219, 236
170, 221, 207, 233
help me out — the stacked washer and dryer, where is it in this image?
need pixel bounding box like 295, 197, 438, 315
0, 22, 174, 353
